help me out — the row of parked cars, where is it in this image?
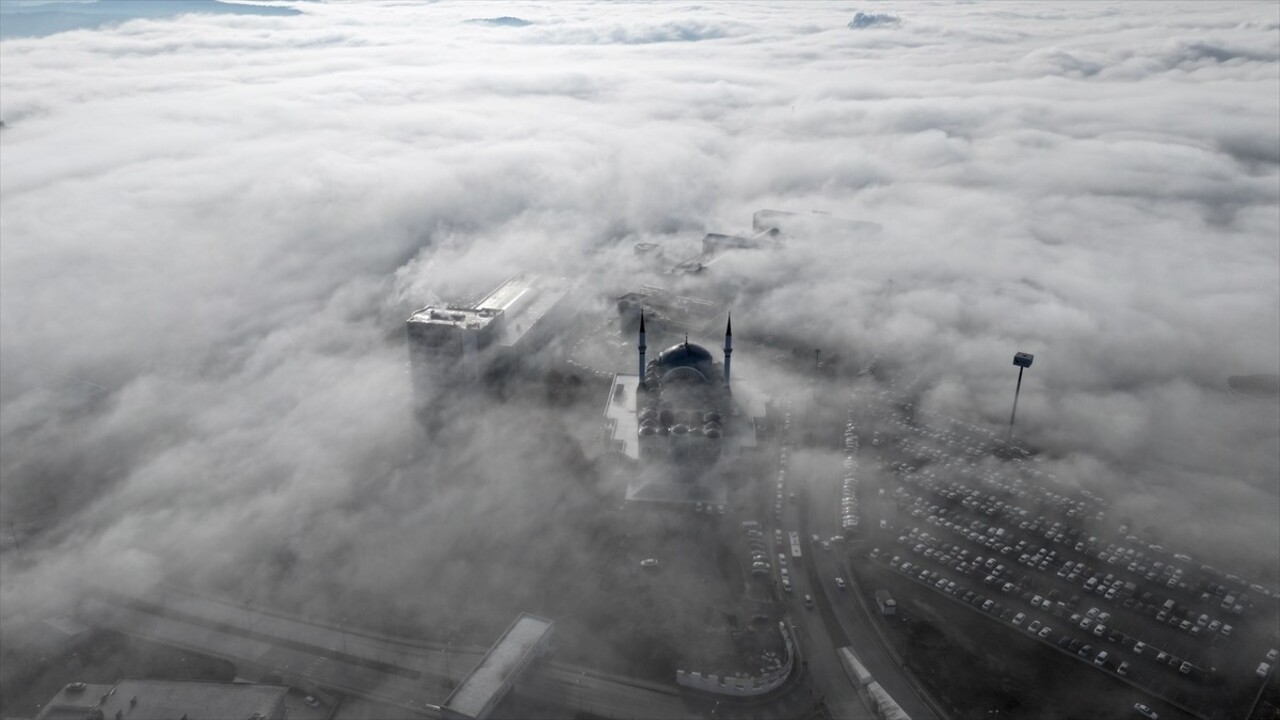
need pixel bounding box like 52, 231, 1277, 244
890, 490, 1218, 675
840, 414, 860, 532
884, 545, 1171, 680
743, 521, 772, 577
774, 412, 792, 521
892, 466, 1243, 666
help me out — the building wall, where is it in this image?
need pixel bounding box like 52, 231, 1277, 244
674, 622, 794, 697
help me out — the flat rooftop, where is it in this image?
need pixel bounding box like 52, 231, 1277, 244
407, 272, 570, 348
35, 683, 113, 720
618, 286, 721, 333
96, 679, 287, 720
407, 306, 500, 332
603, 373, 641, 460
442, 613, 553, 720
494, 275, 570, 348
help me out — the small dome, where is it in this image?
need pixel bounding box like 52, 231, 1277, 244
672, 424, 689, 435
639, 426, 657, 436
705, 428, 722, 439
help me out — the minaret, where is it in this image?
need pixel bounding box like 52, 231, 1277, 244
723, 314, 733, 388
638, 312, 647, 388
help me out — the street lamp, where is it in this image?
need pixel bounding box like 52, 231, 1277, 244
1008, 352, 1034, 439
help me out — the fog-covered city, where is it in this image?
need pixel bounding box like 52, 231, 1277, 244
1, 2, 1277, 719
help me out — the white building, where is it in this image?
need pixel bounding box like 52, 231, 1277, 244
406, 272, 574, 398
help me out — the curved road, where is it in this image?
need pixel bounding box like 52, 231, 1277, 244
793, 411, 943, 720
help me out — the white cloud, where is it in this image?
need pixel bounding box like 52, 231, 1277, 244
0, 0, 1276, 675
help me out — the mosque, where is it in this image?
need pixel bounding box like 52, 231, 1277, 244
602, 314, 762, 505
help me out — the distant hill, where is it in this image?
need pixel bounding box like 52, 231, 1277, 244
1226, 373, 1280, 400
466, 16, 533, 28
0, 0, 301, 40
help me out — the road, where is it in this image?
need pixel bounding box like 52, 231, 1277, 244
71, 405, 950, 720
791, 408, 942, 720
85, 586, 827, 719
768, 410, 870, 720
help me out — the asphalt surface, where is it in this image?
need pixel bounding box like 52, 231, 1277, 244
792, 432, 941, 720
87, 586, 832, 719
761, 404, 944, 720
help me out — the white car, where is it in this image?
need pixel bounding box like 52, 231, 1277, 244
304, 696, 321, 709
1012, 612, 1025, 626
1133, 702, 1158, 720
835, 577, 847, 589
804, 594, 815, 609
640, 558, 659, 568
1259, 662, 1272, 678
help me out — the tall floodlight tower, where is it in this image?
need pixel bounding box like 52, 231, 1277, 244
723, 314, 733, 388
1008, 351, 1034, 438
638, 312, 647, 388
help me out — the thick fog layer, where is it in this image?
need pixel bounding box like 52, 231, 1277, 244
1, 0, 1277, 652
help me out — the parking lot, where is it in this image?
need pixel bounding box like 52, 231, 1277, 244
839, 388, 1279, 720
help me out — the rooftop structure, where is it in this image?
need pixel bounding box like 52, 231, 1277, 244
407, 272, 574, 393
751, 208, 883, 238
441, 613, 554, 720
671, 231, 778, 275
34, 683, 113, 720
616, 286, 721, 336
36, 678, 288, 720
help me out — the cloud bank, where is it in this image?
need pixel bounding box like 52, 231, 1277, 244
1, 0, 1277, 681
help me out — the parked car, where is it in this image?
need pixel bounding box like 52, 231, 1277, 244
1133, 702, 1158, 719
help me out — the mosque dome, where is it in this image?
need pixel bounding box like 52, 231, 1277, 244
656, 341, 716, 383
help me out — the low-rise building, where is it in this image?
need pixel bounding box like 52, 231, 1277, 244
36, 678, 288, 720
